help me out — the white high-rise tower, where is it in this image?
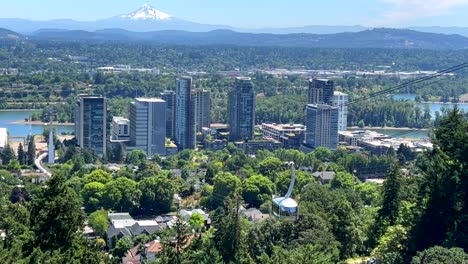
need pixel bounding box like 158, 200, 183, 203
48, 129, 55, 164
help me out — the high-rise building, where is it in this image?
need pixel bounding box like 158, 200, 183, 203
161, 90, 176, 139
308, 79, 335, 105
175, 77, 196, 150
193, 88, 211, 133
129, 98, 167, 156
304, 104, 338, 150
75, 96, 108, 156
228, 77, 255, 141
332, 91, 349, 131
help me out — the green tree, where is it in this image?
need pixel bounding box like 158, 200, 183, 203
138, 176, 175, 215
1, 144, 15, 165
313, 147, 332, 162
213, 193, 251, 263
242, 174, 275, 208
81, 182, 105, 212
103, 177, 141, 213
17, 143, 26, 165
112, 237, 133, 259
411, 246, 468, 264
189, 213, 205, 233
28, 174, 85, 252
88, 209, 109, 238
26, 136, 36, 165
371, 225, 407, 263
83, 169, 113, 185
126, 149, 147, 165
331, 171, 355, 190
257, 157, 283, 180
210, 172, 241, 209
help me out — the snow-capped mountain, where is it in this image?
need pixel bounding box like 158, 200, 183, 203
120, 4, 172, 21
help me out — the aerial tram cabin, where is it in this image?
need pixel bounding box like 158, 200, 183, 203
272, 162, 299, 221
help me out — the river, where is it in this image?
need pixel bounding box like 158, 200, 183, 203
392, 94, 468, 118
0, 110, 74, 137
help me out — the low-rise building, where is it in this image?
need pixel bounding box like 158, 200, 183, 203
240, 208, 269, 223
234, 138, 283, 155
107, 213, 162, 248
112, 117, 130, 141
260, 123, 305, 149
312, 171, 336, 184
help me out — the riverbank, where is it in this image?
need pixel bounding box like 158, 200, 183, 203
348, 126, 430, 131
0, 109, 41, 112
10, 120, 75, 126
418, 101, 468, 105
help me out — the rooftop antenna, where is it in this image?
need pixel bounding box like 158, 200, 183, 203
272, 162, 299, 221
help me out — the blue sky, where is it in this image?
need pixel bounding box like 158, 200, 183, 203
1, 0, 468, 28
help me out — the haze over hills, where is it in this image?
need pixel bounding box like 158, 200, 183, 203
11, 28, 465, 50
1, 4, 468, 38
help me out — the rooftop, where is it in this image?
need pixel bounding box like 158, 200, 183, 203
135, 98, 165, 103
113, 116, 129, 124
261, 123, 305, 132
333, 91, 348, 96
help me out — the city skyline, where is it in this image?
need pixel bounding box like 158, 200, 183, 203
1, 0, 468, 28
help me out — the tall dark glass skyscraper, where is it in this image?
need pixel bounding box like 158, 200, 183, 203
175, 77, 196, 150
228, 77, 255, 141
308, 79, 334, 105
161, 90, 176, 139
75, 95, 108, 156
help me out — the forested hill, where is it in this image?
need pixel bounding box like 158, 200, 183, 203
0, 28, 21, 39
27, 28, 468, 49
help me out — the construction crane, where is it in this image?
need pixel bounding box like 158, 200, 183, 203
272, 162, 299, 221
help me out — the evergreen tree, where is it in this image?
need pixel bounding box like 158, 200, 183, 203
17, 143, 26, 165
379, 164, 402, 226
1, 144, 15, 166
26, 136, 36, 165
27, 174, 85, 252
410, 109, 468, 255
213, 192, 252, 263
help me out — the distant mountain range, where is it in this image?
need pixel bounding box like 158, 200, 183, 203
0, 28, 456, 49
1, 4, 468, 38
1, 5, 468, 50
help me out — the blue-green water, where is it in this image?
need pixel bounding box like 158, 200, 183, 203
392, 94, 468, 119
0, 110, 74, 137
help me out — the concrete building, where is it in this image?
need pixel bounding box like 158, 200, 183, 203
260, 123, 305, 141
175, 77, 196, 150
304, 104, 339, 150
111, 117, 130, 141
193, 88, 211, 133
234, 138, 282, 154
260, 123, 305, 149
74, 95, 108, 156
161, 90, 176, 140
332, 91, 349, 132
228, 77, 255, 141
0, 128, 7, 151
129, 98, 167, 157
308, 79, 335, 105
